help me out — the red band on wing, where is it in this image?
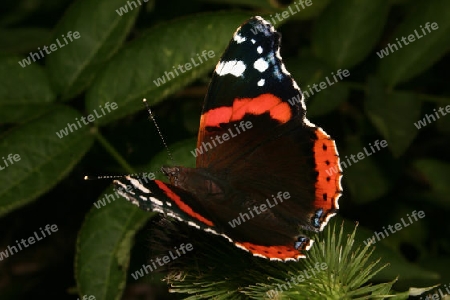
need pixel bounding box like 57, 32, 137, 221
313, 128, 341, 217
235, 242, 307, 261
201, 93, 292, 127
155, 180, 214, 227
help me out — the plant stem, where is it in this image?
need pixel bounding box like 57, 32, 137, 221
93, 128, 135, 174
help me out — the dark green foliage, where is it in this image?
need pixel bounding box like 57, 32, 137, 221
0, 0, 449, 299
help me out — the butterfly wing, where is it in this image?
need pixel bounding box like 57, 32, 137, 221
176, 17, 342, 259
115, 16, 342, 261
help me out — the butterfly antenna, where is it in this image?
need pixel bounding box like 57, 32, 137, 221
84, 170, 163, 181
143, 98, 175, 164
84, 174, 126, 181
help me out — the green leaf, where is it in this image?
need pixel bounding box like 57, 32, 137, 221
288, 0, 331, 21
46, 0, 140, 100
0, 28, 52, 55
267, 0, 332, 22
285, 55, 331, 87
75, 138, 196, 299
436, 104, 450, 133
353, 218, 438, 282
151, 138, 196, 169
207, 0, 331, 21
378, 0, 450, 87
308, 83, 349, 117
86, 12, 253, 125
365, 77, 422, 157
200, 0, 276, 10
372, 243, 439, 283
0, 105, 94, 217
417, 257, 450, 287
312, 0, 389, 69
76, 189, 151, 300
0, 55, 55, 123
377, 207, 428, 255
413, 159, 450, 208
285, 56, 349, 117
343, 137, 391, 204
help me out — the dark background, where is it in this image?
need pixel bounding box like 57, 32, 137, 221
0, 0, 449, 299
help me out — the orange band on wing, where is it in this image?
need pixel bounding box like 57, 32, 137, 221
235, 242, 306, 261
155, 180, 214, 227
201, 93, 292, 127
313, 128, 341, 213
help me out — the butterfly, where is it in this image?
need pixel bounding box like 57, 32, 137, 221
114, 16, 342, 261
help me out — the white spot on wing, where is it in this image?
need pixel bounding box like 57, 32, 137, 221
215, 60, 246, 77
234, 33, 246, 44
187, 221, 201, 229
305, 239, 314, 250
204, 227, 219, 235
284, 257, 298, 262
167, 212, 183, 221
257, 46, 263, 54
251, 39, 256, 44
275, 47, 283, 61
320, 212, 337, 231
166, 212, 175, 217
220, 233, 232, 242
254, 16, 276, 33
130, 199, 140, 207
303, 117, 316, 128
149, 196, 163, 206
257, 79, 265, 86
114, 181, 127, 190
152, 207, 164, 214
280, 62, 291, 76
254, 58, 269, 72
128, 177, 150, 193
234, 243, 250, 252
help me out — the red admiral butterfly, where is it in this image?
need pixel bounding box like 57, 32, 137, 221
114, 16, 342, 261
